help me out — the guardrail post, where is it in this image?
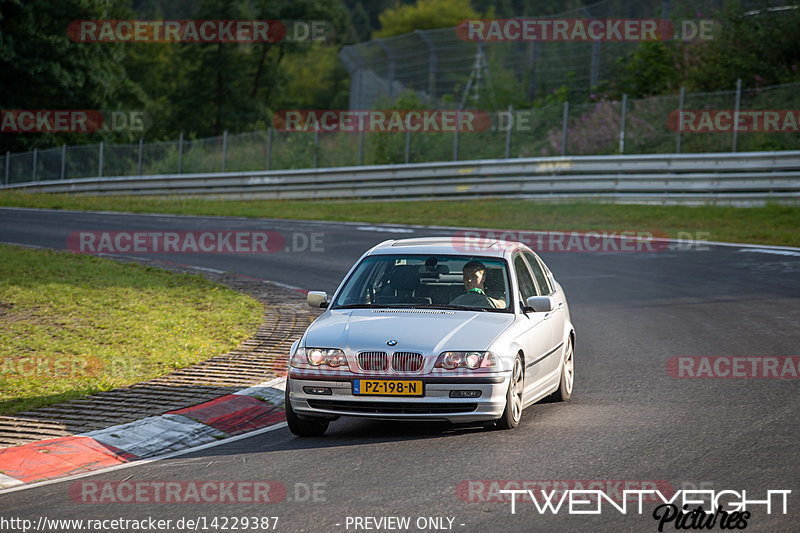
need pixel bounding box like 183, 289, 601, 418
98, 141, 103, 177
404, 129, 411, 164
61, 144, 67, 179
138, 137, 143, 175
676, 86, 685, 153
32, 148, 38, 182
619, 94, 627, 154
732, 78, 741, 152
313, 128, 319, 168
453, 127, 459, 161
221, 130, 228, 172
504, 105, 513, 158
561, 101, 569, 156
178, 132, 184, 174
4, 151, 10, 185
266, 127, 272, 170
358, 129, 364, 165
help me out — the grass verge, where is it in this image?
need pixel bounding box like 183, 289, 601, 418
0, 244, 263, 415
0, 191, 798, 247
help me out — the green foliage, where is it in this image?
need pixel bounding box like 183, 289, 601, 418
343, 0, 404, 41
368, 90, 431, 164
3, 0, 800, 156
373, 0, 479, 38
682, 0, 800, 91
160, 0, 350, 138
0, 0, 146, 152
274, 43, 351, 111
600, 0, 800, 99
607, 41, 683, 98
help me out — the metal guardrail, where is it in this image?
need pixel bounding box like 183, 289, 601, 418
3, 151, 800, 205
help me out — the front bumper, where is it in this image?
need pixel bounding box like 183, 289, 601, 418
287, 372, 511, 423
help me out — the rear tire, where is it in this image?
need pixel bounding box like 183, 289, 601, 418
496, 355, 524, 429
285, 386, 329, 437
550, 337, 574, 402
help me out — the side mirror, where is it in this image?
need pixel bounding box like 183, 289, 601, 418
307, 291, 329, 308
525, 296, 554, 313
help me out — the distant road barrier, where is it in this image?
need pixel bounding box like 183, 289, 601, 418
3, 151, 799, 205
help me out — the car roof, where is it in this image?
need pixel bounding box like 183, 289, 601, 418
368, 236, 528, 258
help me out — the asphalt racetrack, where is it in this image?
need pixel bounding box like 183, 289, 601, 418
1, 207, 799, 532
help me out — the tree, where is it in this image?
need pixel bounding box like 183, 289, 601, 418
161, 0, 350, 137
373, 0, 478, 38
683, 0, 800, 91
341, 0, 401, 41
606, 41, 683, 99
0, 0, 145, 152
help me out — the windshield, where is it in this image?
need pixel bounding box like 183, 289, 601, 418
331, 254, 511, 312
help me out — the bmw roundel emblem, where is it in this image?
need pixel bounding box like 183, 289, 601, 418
386, 339, 398, 346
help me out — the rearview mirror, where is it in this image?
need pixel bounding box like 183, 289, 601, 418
307, 291, 329, 308
525, 296, 553, 313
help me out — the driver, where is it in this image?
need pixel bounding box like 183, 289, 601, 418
450, 260, 503, 308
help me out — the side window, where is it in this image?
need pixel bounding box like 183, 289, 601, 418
541, 261, 557, 293
524, 252, 552, 295
513, 255, 537, 301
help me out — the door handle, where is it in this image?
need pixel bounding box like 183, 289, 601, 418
557, 301, 564, 309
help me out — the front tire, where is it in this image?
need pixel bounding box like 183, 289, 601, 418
285, 386, 329, 437
496, 355, 524, 429
550, 337, 574, 402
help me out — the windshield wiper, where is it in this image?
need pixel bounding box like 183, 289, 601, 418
333, 303, 404, 309
411, 304, 489, 312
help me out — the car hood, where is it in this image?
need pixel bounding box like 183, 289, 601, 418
304, 309, 515, 355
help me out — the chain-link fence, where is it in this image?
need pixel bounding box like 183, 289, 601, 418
3, 80, 800, 185
338, 0, 742, 110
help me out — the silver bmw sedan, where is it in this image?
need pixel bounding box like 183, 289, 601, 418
285, 237, 575, 436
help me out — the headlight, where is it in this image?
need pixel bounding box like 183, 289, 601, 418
291, 347, 348, 368
435, 351, 498, 370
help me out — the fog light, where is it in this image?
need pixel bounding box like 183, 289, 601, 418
303, 386, 332, 395
449, 390, 481, 398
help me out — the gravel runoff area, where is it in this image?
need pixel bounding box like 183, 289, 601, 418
0, 255, 321, 449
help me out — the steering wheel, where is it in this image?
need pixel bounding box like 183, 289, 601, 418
476, 292, 498, 309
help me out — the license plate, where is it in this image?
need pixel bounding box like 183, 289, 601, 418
353, 379, 423, 396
